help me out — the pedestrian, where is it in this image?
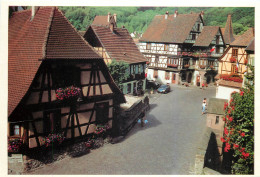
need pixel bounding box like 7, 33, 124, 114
202, 98, 207, 115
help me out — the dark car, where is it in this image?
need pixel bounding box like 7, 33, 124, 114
146, 80, 161, 90
157, 84, 170, 93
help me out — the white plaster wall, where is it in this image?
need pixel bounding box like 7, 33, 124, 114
216, 85, 240, 100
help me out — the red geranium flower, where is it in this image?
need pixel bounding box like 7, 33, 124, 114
239, 147, 245, 152
240, 132, 245, 137
228, 109, 231, 114
228, 117, 233, 122
224, 143, 231, 152
240, 91, 244, 96
242, 152, 250, 159
224, 102, 228, 110
220, 137, 226, 143
233, 144, 239, 149
224, 127, 229, 135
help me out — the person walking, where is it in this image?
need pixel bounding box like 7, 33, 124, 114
202, 98, 207, 115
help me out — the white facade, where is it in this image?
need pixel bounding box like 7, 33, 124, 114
216, 85, 240, 100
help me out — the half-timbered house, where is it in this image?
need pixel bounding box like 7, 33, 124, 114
216, 28, 254, 100
8, 7, 125, 150
139, 11, 225, 86
83, 13, 147, 94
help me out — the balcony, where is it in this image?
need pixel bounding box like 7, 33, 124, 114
167, 63, 178, 68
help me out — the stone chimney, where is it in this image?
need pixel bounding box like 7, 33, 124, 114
174, 10, 178, 18
31, 6, 39, 21
110, 23, 114, 32
200, 11, 204, 19
113, 13, 117, 23
165, 11, 169, 19
107, 12, 111, 23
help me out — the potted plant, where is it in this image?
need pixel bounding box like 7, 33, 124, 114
8, 138, 23, 153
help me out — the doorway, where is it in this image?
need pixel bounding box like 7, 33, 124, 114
172, 73, 176, 84
187, 72, 192, 83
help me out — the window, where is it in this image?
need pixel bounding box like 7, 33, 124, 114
216, 36, 220, 45
197, 24, 200, 31
10, 124, 21, 137
232, 49, 238, 58
52, 65, 80, 89
44, 110, 61, 134
200, 59, 207, 65
231, 64, 238, 74
168, 58, 178, 65
130, 65, 134, 74
216, 46, 220, 53
208, 60, 214, 67
135, 65, 139, 74
165, 71, 170, 80
146, 43, 151, 50
215, 116, 219, 124
95, 102, 109, 124
164, 44, 169, 51
127, 83, 131, 93
192, 33, 196, 40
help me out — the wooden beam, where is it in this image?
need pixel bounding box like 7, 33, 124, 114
87, 63, 93, 97
71, 113, 75, 139
64, 113, 71, 138
97, 69, 103, 95
75, 112, 82, 137
84, 104, 95, 135
29, 113, 41, 147
47, 67, 51, 103
38, 69, 46, 103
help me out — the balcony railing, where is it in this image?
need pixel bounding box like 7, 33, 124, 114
177, 51, 222, 58
167, 63, 178, 68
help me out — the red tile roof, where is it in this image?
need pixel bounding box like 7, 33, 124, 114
230, 28, 254, 47
193, 26, 220, 47
87, 25, 147, 64
223, 14, 235, 45
8, 7, 103, 116
139, 13, 202, 43
92, 16, 109, 26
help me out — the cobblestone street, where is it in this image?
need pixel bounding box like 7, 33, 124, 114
26, 85, 216, 175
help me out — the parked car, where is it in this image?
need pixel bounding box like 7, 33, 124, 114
146, 80, 161, 90
157, 84, 171, 93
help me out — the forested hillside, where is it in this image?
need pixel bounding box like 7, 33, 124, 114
59, 6, 254, 35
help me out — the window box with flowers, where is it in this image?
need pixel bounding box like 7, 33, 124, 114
42, 133, 66, 148
56, 86, 81, 102
8, 138, 23, 153
220, 74, 243, 83
167, 63, 178, 68
230, 57, 237, 63
184, 64, 190, 68
200, 65, 206, 69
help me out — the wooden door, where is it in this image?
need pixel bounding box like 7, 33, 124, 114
172, 73, 176, 84
196, 75, 200, 86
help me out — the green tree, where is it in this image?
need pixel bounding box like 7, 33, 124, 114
221, 65, 254, 174
107, 59, 129, 87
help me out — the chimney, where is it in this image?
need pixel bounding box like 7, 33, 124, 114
31, 6, 39, 21
113, 13, 117, 23
107, 12, 111, 23
165, 11, 169, 19
200, 11, 204, 19
110, 23, 114, 32
174, 10, 178, 18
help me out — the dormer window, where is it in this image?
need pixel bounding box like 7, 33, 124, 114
192, 33, 196, 40
146, 43, 151, 50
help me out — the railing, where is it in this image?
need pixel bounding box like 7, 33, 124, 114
177, 51, 222, 58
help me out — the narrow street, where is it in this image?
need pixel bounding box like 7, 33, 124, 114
27, 85, 216, 175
